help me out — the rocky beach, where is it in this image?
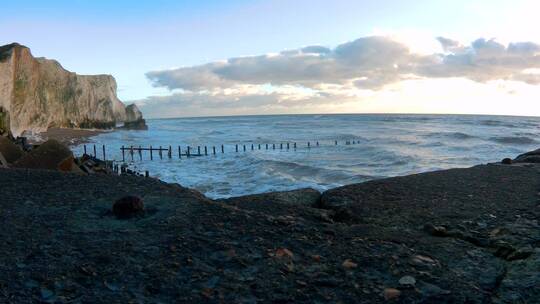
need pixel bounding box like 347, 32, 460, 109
0, 134, 539, 302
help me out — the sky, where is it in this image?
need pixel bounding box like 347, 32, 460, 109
2, 0, 540, 117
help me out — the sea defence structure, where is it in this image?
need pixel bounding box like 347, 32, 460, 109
0, 43, 146, 137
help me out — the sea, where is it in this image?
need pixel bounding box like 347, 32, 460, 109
72, 114, 540, 199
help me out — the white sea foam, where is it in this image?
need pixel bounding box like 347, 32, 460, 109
72, 114, 540, 198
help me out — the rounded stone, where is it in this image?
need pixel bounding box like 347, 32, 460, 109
113, 196, 144, 219
501, 158, 512, 165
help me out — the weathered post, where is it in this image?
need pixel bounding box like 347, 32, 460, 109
335, 140, 338, 145
121, 146, 125, 162
251, 144, 254, 151
287, 142, 290, 149
273, 143, 275, 150
258, 144, 261, 150
197, 146, 201, 155
308, 142, 311, 149
280, 143, 283, 149
204, 146, 208, 156
243, 145, 246, 152
84, 145, 87, 155
316, 141, 319, 146
139, 145, 142, 161
159, 146, 163, 159
93, 145, 97, 157
221, 144, 224, 153
150, 146, 153, 160
236, 144, 238, 152
168, 146, 172, 158
102, 145, 106, 160
266, 143, 268, 150
187, 146, 191, 157
294, 142, 297, 149
178, 146, 181, 158
213, 146, 216, 155
145, 170, 149, 178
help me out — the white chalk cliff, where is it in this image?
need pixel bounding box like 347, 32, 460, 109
0, 43, 145, 137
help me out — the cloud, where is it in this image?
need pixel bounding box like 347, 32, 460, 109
141, 35, 540, 117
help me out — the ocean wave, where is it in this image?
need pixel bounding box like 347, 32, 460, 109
489, 136, 537, 145
424, 132, 475, 140
479, 119, 519, 128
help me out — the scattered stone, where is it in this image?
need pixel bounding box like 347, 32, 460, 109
418, 281, 451, 299
113, 196, 145, 219
383, 288, 401, 301
398, 275, 416, 287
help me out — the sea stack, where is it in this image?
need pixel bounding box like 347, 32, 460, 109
0, 43, 146, 137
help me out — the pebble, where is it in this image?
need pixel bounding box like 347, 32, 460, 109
399, 275, 416, 286
383, 288, 401, 300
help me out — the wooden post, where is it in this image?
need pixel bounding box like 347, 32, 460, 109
236, 144, 238, 152
84, 145, 87, 155
121, 146, 125, 162
266, 144, 268, 150
308, 142, 311, 148
150, 146, 153, 160
251, 144, 254, 151
294, 142, 297, 149
280, 143, 283, 149
145, 170, 149, 178
243, 145, 246, 152
272, 143, 275, 150
221, 145, 224, 153
168, 146, 172, 158
178, 146, 181, 158
316, 141, 319, 146
159, 146, 163, 159
130, 146, 134, 161
204, 146, 208, 156
213, 146, 216, 155
102, 145, 106, 160
139, 145, 142, 160
258, 144, 261, 150
335, 140, 338, 145
197, 146, 201, 155
187, 146, 191, 157
93, 145, 97, 157
287, 143, 290, 149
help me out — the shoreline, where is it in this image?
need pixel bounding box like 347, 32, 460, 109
0, 150, 538, 302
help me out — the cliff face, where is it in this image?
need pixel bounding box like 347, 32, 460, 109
0, 43, 144, 137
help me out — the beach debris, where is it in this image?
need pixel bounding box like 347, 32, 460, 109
113, 195, 145, 219
273, 248, 294, 259
398, 275, 416, 287
501, 158, 512, 165
383, 288, 401, 300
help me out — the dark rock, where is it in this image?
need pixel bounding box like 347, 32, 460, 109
113, 196, 145, 219
514, 148, 540, 163
501, 158, 512, 165
120, 119, 148, 130
220, 188, 321, 208
13, 139, 74, 171
0, 136, 24, 164
423, 223, 448, 237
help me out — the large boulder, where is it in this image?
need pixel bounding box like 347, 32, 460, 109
513, 148, 540, 163
219, 188, 321, 208
0, 136, 24, 164
13, 139, 77, 172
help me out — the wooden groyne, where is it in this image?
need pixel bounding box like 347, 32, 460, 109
80, 139, 363, 163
